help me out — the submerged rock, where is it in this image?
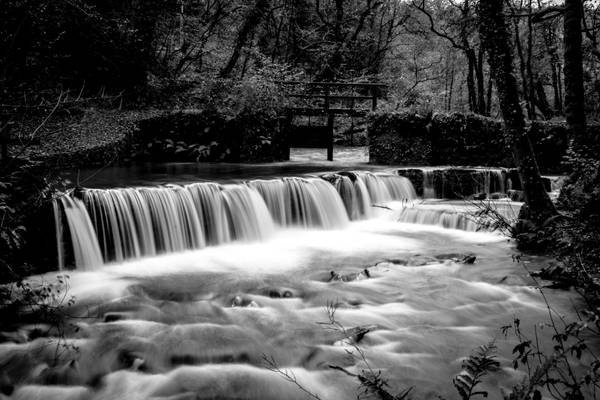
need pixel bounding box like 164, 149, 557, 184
231, 296, 259, 308
328, 269, 371, 282
461, 255, 477, 264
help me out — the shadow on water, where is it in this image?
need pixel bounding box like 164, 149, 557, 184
61, 147, 373, 188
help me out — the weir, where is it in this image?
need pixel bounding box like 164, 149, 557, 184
53, 167, 532, 270
54, 172, 418, 269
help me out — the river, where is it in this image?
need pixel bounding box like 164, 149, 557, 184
0, 148, 584, 400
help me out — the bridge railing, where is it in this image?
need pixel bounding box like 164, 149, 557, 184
276, 81, 387, 116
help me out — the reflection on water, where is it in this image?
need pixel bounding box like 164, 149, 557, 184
290, 146, 369, 163
61, 147, 371, 188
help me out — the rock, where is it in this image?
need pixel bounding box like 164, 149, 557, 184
104, 312, 128, 322
231, 295, 259, 308
490, 192, 507, 200
328, 269, 371, 282
530, 265, 577, 289
334, 325, 377, 346
461, 255, 477, 264
508, 189, 525, 202
396, 169, 425, 196
36, 360, 82, 386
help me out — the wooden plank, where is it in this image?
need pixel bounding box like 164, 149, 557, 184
288, 94, 375, 101
276, 81, 387, 88
289, 107, 369, 116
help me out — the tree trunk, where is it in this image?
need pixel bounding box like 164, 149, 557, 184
534, 77, 553, 120
219, 0, 270, 78
476, 48, 487, 115
486, 72, 493, 115
466, 49, 478, 113
543, 22, 563, 114
513, 17, 533, 119
526, 0, 536, 120
563, 0, 587, 147
478, 0, 557, 222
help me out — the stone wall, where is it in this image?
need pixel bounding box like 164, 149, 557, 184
366, 112, 431, 165
368, 111, 593, 174
134, 109, 289, 163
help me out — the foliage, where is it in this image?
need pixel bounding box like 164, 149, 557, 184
0, 160, 68, 282
453, 342, 500, 400
0, 274, 79, 374
369, 111, 572, 171
500, 308, 600, 400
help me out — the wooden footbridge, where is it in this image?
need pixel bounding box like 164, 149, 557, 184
280, 81, 387, 161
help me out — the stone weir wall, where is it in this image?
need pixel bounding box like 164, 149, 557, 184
367, 111, 597, 174
394, 167, 552, 200
39, 109, 291, 170
134, 109, 290, 163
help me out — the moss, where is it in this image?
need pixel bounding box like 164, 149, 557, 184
368, 111, 595, 173
367, 111, 431, 165
132, 109, 289, 163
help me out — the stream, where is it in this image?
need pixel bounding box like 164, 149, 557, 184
0, 148, 583, 400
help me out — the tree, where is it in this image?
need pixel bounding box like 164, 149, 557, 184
413, 0, 489, 115
563, 0, 587, 147
478, 0, 557, 222
220, 0, 271, 78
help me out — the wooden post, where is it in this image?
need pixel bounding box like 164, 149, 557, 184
371, 87, 378, 111
327, 113, 334, 161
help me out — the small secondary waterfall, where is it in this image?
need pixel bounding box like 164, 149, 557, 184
325, 172, 416, 219
406, 168, 506, 199
397, 206, 479, 231
423, 169, 435, 198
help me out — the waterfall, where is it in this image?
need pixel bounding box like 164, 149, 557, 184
360, 172, 416, 204
58, 170, 520, 270
248, 177, 349, 228
396, 206, 479, 231
410, 168, 507, 199
325, 172, 416, 219
222, 185, 275, 240
52, 199, 65, 270
79, 183, 276, 264
57, 175, 373, 269
59, 196, 104, 270
423, 169, 436, 199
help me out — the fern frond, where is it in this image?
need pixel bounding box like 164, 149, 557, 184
454, 341, 500, 400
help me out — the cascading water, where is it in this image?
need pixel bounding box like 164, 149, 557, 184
78, 183, 276, 266
56, 173, 420, 269
423, 169, 436, 198
412, 167, 507, 199
14, 163, 575, 400
247, 177, 349, 228
325, 172, 416, 219
52, 199, 65, 270
55, 170, 515, 270
396, 204, 479, 231
59, 196, 104, 270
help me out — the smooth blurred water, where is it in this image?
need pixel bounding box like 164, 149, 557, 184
4, 212, 583, 400
3, 155, 583, 400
